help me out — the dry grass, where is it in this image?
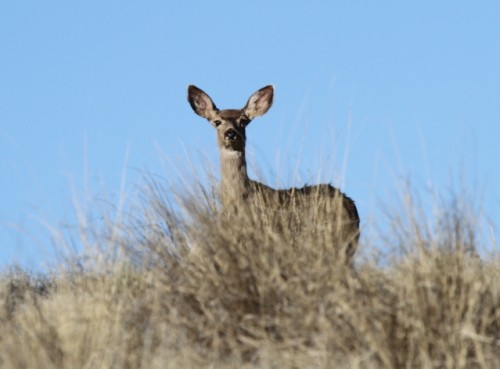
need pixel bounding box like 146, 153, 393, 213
0, 178, 498, 369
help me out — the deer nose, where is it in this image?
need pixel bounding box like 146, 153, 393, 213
224, 130, 237, 141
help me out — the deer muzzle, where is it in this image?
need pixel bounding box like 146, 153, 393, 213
224, 129, 238, 141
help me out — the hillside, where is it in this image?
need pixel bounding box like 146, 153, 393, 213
1, 181, 498, 369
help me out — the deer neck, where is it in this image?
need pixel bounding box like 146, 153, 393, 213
220, 148, 250, 203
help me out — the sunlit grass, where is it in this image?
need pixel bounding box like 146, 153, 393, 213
0, 172, 498, 368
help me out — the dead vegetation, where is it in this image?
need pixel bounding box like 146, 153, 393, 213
0, 179, 498, 368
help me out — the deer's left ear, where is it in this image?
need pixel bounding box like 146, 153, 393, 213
188, 85, 218, 120
243, 85, 274, 120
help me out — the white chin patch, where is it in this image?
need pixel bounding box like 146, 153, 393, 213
221, 148, 243, 157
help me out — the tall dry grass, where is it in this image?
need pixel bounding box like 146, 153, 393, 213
0, 177, 498, 368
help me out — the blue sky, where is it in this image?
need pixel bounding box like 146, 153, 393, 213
1, 2, 499, 270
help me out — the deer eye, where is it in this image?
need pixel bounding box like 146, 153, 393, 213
213, 120, 222, 127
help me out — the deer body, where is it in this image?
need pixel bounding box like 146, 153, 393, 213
187, 85, 360, 259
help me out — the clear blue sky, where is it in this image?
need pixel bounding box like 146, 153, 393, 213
1, 2, 499, 270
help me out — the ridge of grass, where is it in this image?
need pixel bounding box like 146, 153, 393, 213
0, 178, 498, 368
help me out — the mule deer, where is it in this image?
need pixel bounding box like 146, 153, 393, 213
187, 85, 360, 260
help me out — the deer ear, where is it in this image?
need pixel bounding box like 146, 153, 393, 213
188, 85, 218, 119
244, 85, 274, 120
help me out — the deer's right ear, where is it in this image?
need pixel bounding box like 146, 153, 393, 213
187, 85, 218, 119
244, 85, 274, 120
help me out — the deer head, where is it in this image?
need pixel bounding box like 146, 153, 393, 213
187, 85, 274, 153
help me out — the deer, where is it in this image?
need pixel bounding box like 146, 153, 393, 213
187, 85, 360, 261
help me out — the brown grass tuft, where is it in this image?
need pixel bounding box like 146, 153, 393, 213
0, 178, 498, 368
